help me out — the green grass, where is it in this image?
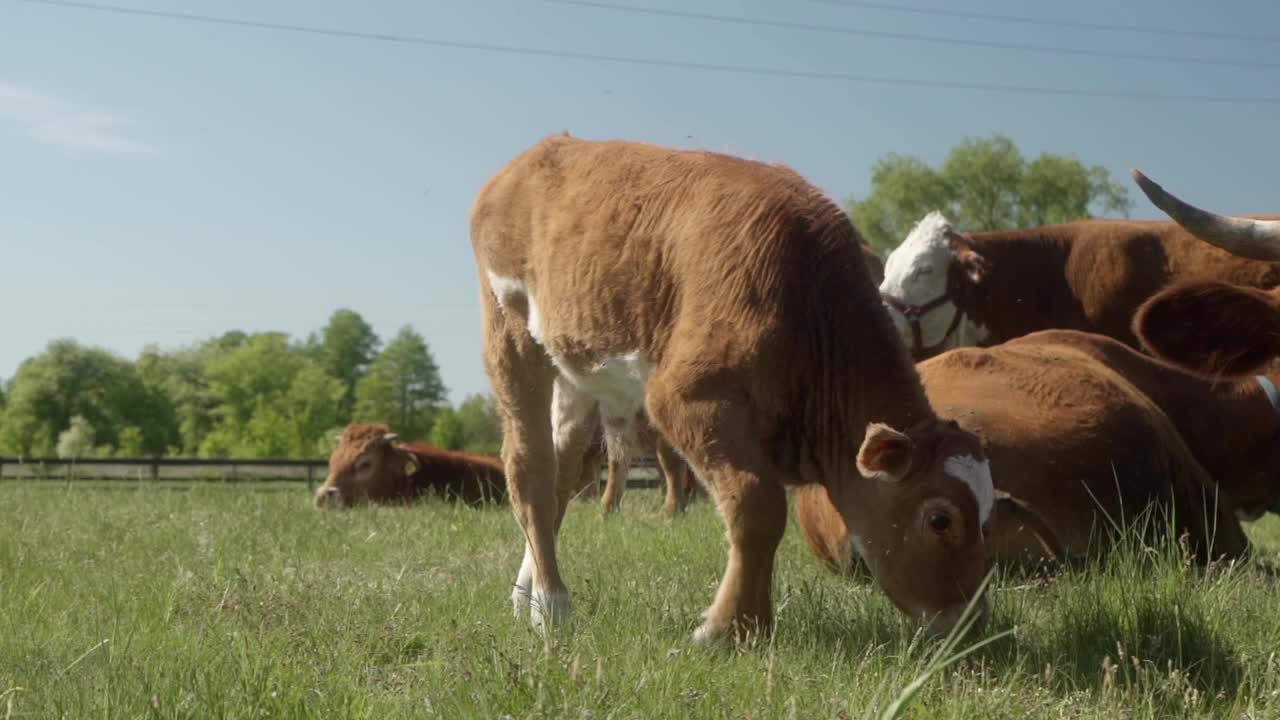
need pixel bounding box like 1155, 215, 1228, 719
2, 483, 1279, 719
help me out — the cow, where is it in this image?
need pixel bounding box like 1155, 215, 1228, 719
314, 422, 507, 509
797, 329, 1259, 571
877, 209, 1280, 361
1130, 169, 1280, 378
471, 134, 999, 642
862, 243, 885, 285
598, 410, 696, 516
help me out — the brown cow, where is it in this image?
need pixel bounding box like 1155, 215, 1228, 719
598, 410, 695, 516
472, 134, 999, 642
315, 422, 507, 509
878, 209, 1280, 361
798, 329, 1257, 571
1131, 170, 1280, 378
862, 243, 885, 285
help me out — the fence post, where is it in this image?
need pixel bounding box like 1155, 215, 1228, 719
152, 458, 160, 482
306, 464, 316, 491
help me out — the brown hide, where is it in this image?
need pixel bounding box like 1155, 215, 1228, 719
315, 422, 506, 509
888, 216, 1280, 361
861, 244, 885, 285
473, 135, 992, 641
799, 331, 1253, 568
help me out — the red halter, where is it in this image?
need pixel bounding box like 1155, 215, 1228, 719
881, 290, 964, 358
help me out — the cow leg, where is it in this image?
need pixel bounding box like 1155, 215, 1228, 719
656, 440, 688, 516
647, 387, 785, 643
552, 378, 599, 527
599, 418, 631, 514
482, 288, 570, 632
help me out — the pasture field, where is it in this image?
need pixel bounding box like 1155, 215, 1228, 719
2, 482, 1279, 719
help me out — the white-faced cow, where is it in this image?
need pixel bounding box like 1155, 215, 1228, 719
1131, 170, 1280, 378
315, 422, 507, 509
878, 208, 1280, 361
798, 329, 1264, 570
471, 134, 996, 641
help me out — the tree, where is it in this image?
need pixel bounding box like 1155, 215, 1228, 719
354, 326, 447, 440
56, 415, 96, 459
429, 407, 466, 450
199, 332, 346, 458
846, 133, 1131, 255
0, 340, 177, 456
455, 393, 502, 455
320, 309, 380, 417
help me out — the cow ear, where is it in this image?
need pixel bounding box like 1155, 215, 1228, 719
857, 423, 915, 482
1135, 281, 1280, 377
946, 230, 987, 284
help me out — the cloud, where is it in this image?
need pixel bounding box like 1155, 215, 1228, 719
0, 81, 155, 154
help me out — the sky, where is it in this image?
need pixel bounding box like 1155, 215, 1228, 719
2, 0, 1279, 405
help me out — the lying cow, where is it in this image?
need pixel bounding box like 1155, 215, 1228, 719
1131, 170, 1280, 378
314, 422, 507, 509
798, 329, 1258, 570
472, 134, 995, 641
878, 208, 1280, 360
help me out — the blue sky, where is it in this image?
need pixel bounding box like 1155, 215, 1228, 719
3, 0, 1278, 405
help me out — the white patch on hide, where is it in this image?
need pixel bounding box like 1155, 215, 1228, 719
486, 271, 544, 344
944, 454, 994, 524
556, 351, 651, 423
551, 376, 593, 453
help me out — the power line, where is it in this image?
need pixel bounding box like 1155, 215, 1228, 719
809, 0, 1280, 45
548, 0, 1279, 71
13, 0, 1280, 105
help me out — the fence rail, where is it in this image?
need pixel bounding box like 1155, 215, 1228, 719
0, 455, 660, 489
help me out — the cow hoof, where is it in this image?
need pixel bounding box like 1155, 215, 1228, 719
530, 589, 572, 631
691, 620, 730, 644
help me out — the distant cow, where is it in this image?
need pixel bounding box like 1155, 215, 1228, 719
878, 209, 1280, 360
1131, 170, 1280, 378
598, 410, 696, 517
314, 422, 507, 509
473, 134, 996, 642
798, 329, 1256, 570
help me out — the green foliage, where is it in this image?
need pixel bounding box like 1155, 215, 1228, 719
0, 340, 177, 456
1, 484, 1278, 718
428, 407, 466, 450
320, 309, 380, 417
55, 415, 96, 459
354, 326, 448, 441
455, 393, 502, 455
847, 133, 1132, 255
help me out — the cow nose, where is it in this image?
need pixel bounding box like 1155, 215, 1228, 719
315, 486, 342, 509
925, 593, 991, 639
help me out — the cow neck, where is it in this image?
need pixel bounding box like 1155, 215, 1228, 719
958, 230, 1075, 343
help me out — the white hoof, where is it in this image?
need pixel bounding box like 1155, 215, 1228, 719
692, 618, 728, 644
530, 589, 573, 631
511, 542, 534, 619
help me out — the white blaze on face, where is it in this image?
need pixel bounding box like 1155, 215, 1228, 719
880, 211, 962, 349
944, 454, 994, 525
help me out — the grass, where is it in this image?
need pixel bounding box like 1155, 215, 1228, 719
2, 482, 1279, 719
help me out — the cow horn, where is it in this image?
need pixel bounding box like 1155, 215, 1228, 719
993, 490, 1066, 563
1132, 168, 1280, 261
382, 432, 399, 444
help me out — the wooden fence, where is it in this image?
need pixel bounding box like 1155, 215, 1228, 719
0, 455, 661, 490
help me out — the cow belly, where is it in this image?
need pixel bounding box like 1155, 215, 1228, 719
558, 351, 651, 428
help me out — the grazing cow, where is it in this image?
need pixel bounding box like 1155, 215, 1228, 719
472, 134, 999, 641
798, 329, 1258, 570
878, 209, 1280, 361
1131, 170, 1280, 378
315, 422, 507, 509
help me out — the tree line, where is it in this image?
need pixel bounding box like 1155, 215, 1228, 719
0, 135, 1129, 459
0, 309, 501, 460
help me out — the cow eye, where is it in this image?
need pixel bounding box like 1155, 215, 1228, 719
928, 511, 952, 534
356, 458, 372, 471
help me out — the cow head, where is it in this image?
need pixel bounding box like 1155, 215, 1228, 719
1131, 169, 1280, 377
796, 429, 1061, 634
314, 422, 417, 509
880, 212, 989, 360
796, 418, 1001, 637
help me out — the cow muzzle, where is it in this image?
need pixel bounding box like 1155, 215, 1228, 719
314, 485, 343, 510
925, 592, 991, 639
